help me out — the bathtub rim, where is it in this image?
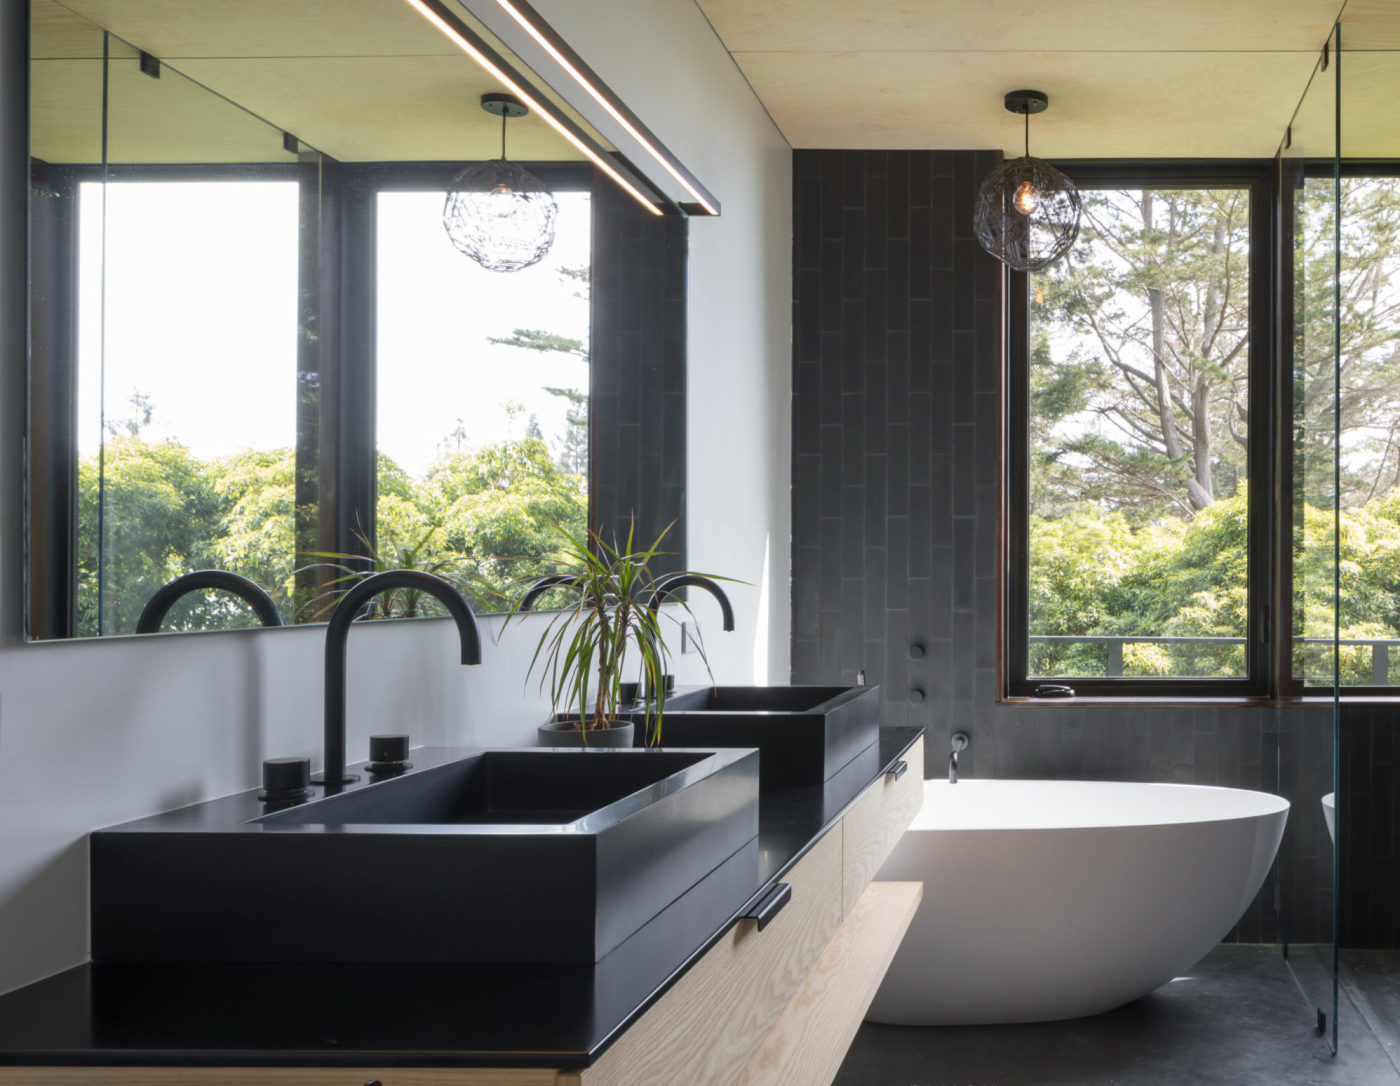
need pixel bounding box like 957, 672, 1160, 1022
909, 777, 1290, 833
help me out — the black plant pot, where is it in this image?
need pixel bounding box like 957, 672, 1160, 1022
537, 717, 636, 748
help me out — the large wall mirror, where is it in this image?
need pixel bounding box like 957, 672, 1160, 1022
28, 0, 701, 639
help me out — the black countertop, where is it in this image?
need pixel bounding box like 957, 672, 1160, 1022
0, 727, 923, 1069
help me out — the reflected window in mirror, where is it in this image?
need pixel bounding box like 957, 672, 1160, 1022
78, 174, 300, 636
27, 13, 689, 640
370, 180, 591, 614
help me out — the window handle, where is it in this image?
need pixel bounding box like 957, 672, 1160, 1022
1034, 683, 1075, 698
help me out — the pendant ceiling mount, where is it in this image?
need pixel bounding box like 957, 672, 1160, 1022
442, 92, 558, 274
973, 89, 1081, 273
1003, 90, 1048, 116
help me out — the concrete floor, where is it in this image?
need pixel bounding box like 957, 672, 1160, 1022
835, 946, 1400, 1086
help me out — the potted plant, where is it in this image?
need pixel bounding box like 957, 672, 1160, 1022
515, 520, 715, 748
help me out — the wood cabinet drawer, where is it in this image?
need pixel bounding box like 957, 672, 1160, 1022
576, 828, 843, 1086
840, 736, 924, 915
733, 880, 922, 1086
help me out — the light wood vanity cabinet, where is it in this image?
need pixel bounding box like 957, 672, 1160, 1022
13, 737, 924, 1086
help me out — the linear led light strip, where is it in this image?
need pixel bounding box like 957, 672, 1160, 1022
492, 0, 718, 216
401, 0, 662, 216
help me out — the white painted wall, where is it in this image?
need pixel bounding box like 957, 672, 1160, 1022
530, 0, 794, 688
0, 1, 791, 996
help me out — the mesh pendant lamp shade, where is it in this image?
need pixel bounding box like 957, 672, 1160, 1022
442, 93, 558, 273
973, 91, 1081, 272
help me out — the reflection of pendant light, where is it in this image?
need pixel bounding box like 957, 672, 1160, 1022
973, 90, 1081, 272
442, 92, 558, 273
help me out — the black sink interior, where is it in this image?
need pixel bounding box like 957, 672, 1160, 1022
665, 686, 847, 713
256, 750, 709, 827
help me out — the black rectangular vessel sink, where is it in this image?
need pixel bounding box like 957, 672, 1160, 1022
631, 685, 880, 790
90, 747, 758, 966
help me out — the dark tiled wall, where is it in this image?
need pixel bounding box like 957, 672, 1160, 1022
1340, 706, 1399, 947
789, 148, 1346, 946
590, 175, 687, 573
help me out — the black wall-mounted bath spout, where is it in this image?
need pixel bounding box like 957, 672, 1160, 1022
518, 574, 580, 612
317, 570, 481, 788
646, 574, 736, 631
136, 570, 283, 633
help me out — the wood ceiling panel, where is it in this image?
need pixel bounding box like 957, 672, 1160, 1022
54, 0, 454, 58
32, 0, 103, 59
697, 0, 1344, 54
35, 1, 585, 164
1339, 1, 1400, 51
1341, 51, 1400, 157
732, 50, 1321, 157
173, 57, 583, 162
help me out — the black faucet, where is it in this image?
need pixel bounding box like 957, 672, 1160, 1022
517, 574, 580, 612
646, 574, 736, 632
642, 575, 736, 698
316, 570, 481, 788
136, 570, 283, 633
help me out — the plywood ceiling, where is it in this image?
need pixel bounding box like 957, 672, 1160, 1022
696, 0, 1350, 157
34, 0, 588, 163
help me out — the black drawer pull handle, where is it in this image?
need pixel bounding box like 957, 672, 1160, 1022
744, 882, 792, 931
887, 759, 908, 781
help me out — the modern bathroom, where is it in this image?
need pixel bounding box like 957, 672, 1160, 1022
0, 0, 1398, 1083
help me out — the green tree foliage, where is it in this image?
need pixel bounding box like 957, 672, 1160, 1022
77, 436, 224, 636
424, 436, 587, 605
1028, 180, 1400, 684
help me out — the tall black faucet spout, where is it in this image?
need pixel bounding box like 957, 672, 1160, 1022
319, 570, 481, 788
646, 574, 736, 631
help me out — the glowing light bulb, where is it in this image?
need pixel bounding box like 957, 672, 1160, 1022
1013, 180, 1040, 215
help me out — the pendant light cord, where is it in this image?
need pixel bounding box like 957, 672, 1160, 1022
501, 107, 508, 161
1024, 109, 1030, 159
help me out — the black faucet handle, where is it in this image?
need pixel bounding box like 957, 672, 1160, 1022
366, 734, 412, 774
259, 757, 313, 803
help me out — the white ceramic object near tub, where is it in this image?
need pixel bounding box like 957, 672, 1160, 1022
1322, 792, 1335, 844
866, 779, 1289, 1026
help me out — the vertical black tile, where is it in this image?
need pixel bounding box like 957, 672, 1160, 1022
864, 364, 887, 456
887, 152, 910, 238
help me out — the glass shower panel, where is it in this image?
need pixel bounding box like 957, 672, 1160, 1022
1334, 4, 1400, 1060
1280, 22, 1339, 1054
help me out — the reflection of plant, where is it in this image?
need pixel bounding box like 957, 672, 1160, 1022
299, 524, 467, 621
512, 520, 715, 747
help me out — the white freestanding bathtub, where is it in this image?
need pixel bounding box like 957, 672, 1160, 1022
866, 779, 1289, 1026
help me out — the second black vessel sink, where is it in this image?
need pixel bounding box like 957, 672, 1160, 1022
631, 685, 881, 791
91, 747, 759, 966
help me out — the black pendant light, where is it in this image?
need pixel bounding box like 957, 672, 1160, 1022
442, 93, 558, 273
973, 90, 1081, 272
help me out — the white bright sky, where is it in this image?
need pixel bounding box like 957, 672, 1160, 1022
77, 181, 590, 479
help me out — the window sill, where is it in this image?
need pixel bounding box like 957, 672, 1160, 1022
997, 694, 1364, 710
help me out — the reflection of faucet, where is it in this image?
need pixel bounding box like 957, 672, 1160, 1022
518, 574, 580, 611
136, 570, 283, 633
948, 732, 969, 784
317, 571, 481, 788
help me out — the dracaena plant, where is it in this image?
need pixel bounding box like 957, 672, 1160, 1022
514, 519, 714, 747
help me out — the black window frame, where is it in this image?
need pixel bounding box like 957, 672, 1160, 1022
1005, 160, 1277, 699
